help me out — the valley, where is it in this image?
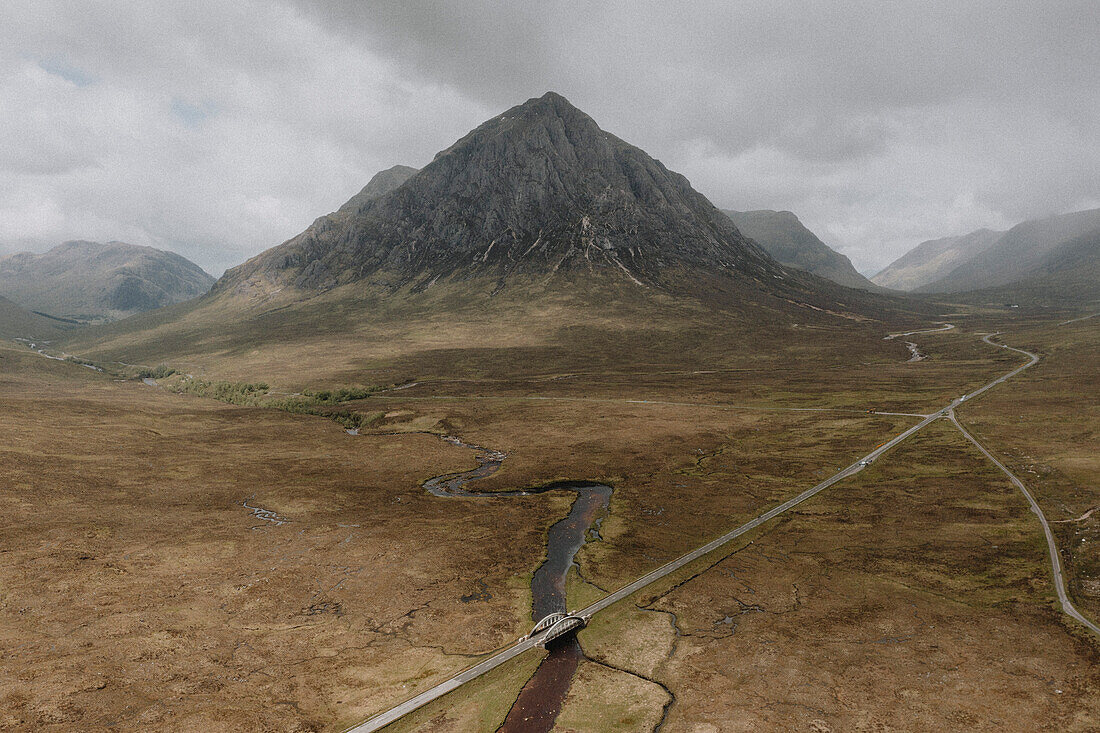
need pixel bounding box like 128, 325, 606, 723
4, 5, 1097, 731
3, 307, 1097, 732
0, 63, 1096, 733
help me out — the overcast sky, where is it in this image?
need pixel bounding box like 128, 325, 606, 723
2, 1, 1097, 276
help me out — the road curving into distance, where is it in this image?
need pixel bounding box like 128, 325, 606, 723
347, 323, 1100, 732
949, 412, 1100, 636
946, 333, 1100, 636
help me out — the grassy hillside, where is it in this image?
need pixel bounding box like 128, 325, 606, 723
922, 209, 1100, 293
0, 240, 214, 322
871, 228, 1002, 291
0, 293, 68, 340
62, 267, 937, 389
940, 228, 1100, 308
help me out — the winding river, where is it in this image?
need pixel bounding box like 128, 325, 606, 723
422, 435, 611, 732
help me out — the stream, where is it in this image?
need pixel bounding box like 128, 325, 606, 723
902, 341, 925, 362
421, 435, 612, 732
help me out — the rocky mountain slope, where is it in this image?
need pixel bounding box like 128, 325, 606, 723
919, 209, 1100, 293
0, 241, 215, 322
219, 92, 786, 296
336, 164, 419, 213
723, 209, 880, 291
871, 228, 1003, 291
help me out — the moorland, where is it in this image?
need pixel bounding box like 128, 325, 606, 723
2, 299, 1097, 731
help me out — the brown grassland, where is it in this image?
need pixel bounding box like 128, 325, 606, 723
1, 302, 1098, 731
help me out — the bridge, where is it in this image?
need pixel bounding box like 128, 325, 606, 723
524, 612, 588, 646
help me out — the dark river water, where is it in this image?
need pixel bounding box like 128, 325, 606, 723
422, 436, 611, 732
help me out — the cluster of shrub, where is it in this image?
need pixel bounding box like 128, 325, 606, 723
164, 375, 383, 430
136, 364, 177, 379
304, 386, 381, 403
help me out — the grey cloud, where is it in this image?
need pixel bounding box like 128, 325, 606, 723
1, 0, 1097, 276
296, 0, 1100, 272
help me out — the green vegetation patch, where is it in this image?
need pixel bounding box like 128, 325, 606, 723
158, 373, 387, 429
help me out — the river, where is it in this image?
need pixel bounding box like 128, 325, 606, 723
421, 435, 611, 732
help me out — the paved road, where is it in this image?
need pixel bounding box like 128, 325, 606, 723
948, 412, 1100, 637
345, 413, 939, 732
946, 333, 1099, 636
348, 409, 953, 732
345, 328, 1088, 733
1058, 312, 1098, 326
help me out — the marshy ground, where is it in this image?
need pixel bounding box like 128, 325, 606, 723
1, 310, 1097, 731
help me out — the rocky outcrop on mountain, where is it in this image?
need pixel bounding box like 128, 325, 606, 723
724, 209, 880, 291
0, 241, 215, 322
337, 164, 419, 213
219, 92, 782, 295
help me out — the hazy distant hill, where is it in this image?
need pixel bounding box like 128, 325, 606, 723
952, 226, 1100, 306
0, 241, 215, 322
723, 209, 881, 291
1016, 226, 1100, 300
920, 209, 1100, 293
0, 293, 64, 340
871, 229, 1003, 291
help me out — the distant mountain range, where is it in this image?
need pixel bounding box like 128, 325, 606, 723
873, 209, 1100, 301
0, 241, 215, 322
949, 225, 1100, 305
920, 209, 1100, 293
723, 209, 881, 291
871, 229, 1003, 291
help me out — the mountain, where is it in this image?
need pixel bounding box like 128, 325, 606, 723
0, 241, 215, 322
871, 228, 1003, 291
0, 294, 65, 340
1011, 226, 1100, 302
919, 209, 1100, 293
219, 92, 784, 296
66, 92, 926, 385
337, 164, 419, 213
950, 226, 1100, 306
723, 209, 881, 291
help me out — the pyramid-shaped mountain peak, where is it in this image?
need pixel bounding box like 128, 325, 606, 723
514, 90, 581, 115
429, 91, 606, 169
218, 93, 782, 294
493, 90, 590, 123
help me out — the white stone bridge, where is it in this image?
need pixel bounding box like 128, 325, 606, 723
524, 612, 588, 646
